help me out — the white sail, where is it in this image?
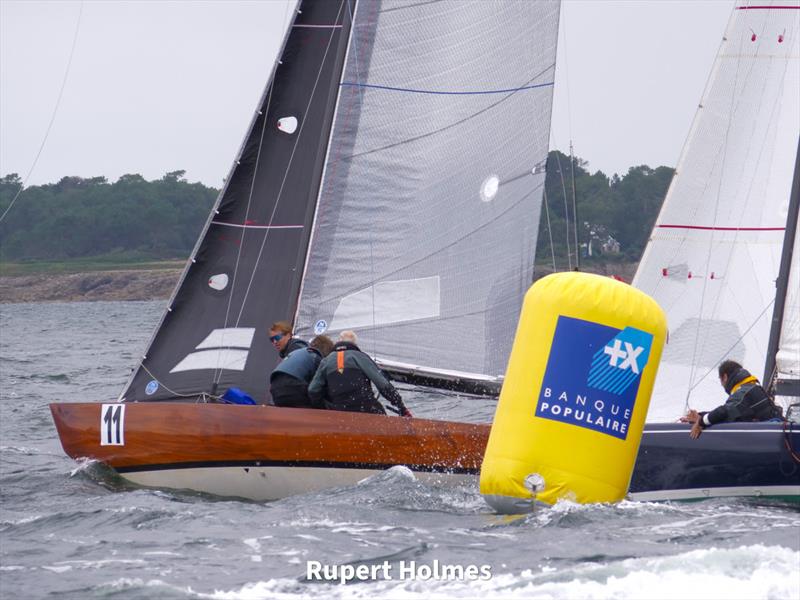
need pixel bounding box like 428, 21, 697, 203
633, 2, 800, 421
295, 0, 560, 381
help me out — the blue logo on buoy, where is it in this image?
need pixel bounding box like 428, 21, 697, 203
314, 320, 328, 335
535, 316, 653, 440
145, 380, 159, 395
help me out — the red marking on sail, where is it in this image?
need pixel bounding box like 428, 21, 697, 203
657, 224, 785, 231
688, 271, 693, 279
751, 33, 757, 41
779, 33, 785, 42
662, 268, 668, 277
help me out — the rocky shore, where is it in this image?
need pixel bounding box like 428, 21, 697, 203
0, 269, 182, 303
1, 261, 638, 304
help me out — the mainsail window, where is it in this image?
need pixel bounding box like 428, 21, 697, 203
329, 276, 441, 331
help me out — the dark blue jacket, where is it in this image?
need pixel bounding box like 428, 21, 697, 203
271, 345, 321, 384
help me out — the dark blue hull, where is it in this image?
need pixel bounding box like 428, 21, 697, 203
630, 422, 800, 500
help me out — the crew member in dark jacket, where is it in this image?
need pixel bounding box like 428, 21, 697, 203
269, 320, 308, 359
681, 360, 780, 438
268, 322, 329, 408
308, 330, 412, 417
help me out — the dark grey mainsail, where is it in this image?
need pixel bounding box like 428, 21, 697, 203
121, 0, 354, 403
294, 0, 560, 390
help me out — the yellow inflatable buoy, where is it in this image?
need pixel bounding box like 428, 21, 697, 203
480, 272, 667, 512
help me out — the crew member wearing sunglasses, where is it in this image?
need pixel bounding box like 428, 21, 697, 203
268, 320, 315, 408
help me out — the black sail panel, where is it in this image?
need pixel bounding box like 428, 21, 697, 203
122, 0, 354, 403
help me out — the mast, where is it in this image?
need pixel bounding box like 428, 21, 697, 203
764, 137, 800, 396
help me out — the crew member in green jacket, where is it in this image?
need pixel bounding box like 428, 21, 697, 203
308, 330, 412, 417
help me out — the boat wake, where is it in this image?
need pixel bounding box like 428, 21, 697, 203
198, 544, 799, 600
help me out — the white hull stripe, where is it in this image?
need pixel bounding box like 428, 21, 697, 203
120, 465, 472, 502
643, 428, 789, 434
629, 485, 800, 502
116, 465, 799, 503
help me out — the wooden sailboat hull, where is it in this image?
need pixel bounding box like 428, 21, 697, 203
50, 403, 486, 501
50, 403, 799, 502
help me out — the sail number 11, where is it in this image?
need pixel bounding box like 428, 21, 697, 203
100, 404, 126, 446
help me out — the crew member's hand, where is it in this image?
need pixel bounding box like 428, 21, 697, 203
680, 409, 699, 424
400, 407, 413, 418
690, 420, 703, 439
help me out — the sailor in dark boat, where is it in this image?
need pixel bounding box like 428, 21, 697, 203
268, 321, 328, 408
308, 330, 413, 417
681, 360, 780, 439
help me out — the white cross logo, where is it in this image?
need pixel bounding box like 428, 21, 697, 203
604, 339, 644, 374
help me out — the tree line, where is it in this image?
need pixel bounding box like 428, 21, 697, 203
0, 154, 674, 264
0, 171, 217, 262
537, 151, 674, 270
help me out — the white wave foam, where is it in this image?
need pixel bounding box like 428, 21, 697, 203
41, 565, 73, 574
0, 445, 39, 455
283, 517, 429, 536
0, 514, 42, 527
201, 544, 800, 600
69, 457, 99, 476
357, 465, 416, 485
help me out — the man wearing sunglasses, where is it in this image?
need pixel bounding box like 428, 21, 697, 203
269, 321, 307, 358
268, 320, 315, 407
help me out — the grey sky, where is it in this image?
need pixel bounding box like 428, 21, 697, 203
1, 0, 732, 187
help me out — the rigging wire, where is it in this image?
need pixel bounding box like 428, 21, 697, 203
554, 150, 573, 270
561, 3, 577, 270
684, 26, 746, 412
0, 1, 83, 224
687, 298, 774, 394
139, 363, 220, 401
569, 141, 579, 269
698, 26, 795, 393
542, 187, 557, 273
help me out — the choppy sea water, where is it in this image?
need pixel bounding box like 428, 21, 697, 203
1, 301, 798, 600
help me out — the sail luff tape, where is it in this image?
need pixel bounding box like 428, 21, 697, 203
480, 272, 667, 512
